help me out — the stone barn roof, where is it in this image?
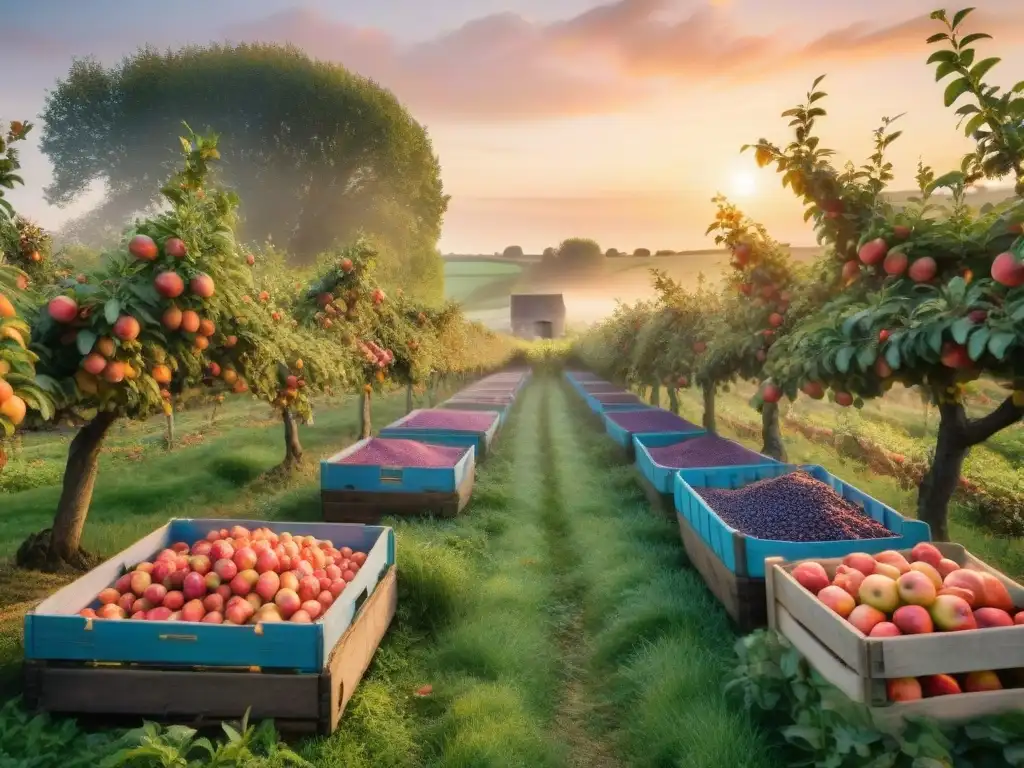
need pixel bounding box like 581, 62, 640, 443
510, 293, 566, 320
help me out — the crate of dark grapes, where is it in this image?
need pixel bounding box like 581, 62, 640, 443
672, 464, 930, 632
635, 432, 778, 495
602, 409, 703, 460
321, 437, 475, 523
764, 542, 1024, 726
380, 408, 500, 460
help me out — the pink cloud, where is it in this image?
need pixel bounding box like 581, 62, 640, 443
221, 2, 1024, 119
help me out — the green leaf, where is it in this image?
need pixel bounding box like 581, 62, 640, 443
946, 276, 966, 302
964, 112, 988, 136
987, 331, 1016, 360
1013, 80, 1024, 93
968, 326, 991, 360
925, 33, 949, 44
884, 348, 901, 374
951, 7, 975, 29
76, 330, 97, 356
103, 298, 121, 325
970, 57, 1001, 82
926, 49, 957, 65
943, 77, 971, 107
927, 325, 944, 355
959, 32, 992, 46
856, 345, 876, 371
950, 316, 975, 345
835, 346, 855, 373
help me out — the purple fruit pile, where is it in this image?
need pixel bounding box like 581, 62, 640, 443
337, 438, 467, 467
607, 409, 700, 433
695, 471, 892, 542
647, 434, 770, 468
401, 409, 498, 431
592, 392, 643, 404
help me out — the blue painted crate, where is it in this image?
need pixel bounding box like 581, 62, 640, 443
603, 409, 703, 450
673, 464, 931, 578
321, 438, 474, 493
634, 433, 778, 494
381, 408, 500, 458
24, 519, 395, 672
439, 399, 510, 424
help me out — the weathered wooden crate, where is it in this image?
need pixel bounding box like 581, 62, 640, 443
23, 519, 398, 733
25, 567, 397, 734
678, 513, 767, 632
322, 471, 475, 523
634, 433, 777, 495
766, 543, 1024, 725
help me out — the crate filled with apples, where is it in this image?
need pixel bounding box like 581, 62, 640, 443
765, 542, 1024, 724
23, 519, 397, 732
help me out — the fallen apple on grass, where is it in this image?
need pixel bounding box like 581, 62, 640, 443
76, 526, 369, 625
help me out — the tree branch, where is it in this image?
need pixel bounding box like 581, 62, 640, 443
964, 395, 1024, 446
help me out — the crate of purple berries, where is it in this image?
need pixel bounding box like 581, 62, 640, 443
438, 398, 510, 424
586, 391, 648, 412
603, 409, 703, 458
673, 464, 931, 579
634, 432, 778, 494
322, 437, 474, 494
321, 437, 476, 522
380, 408, 500, 460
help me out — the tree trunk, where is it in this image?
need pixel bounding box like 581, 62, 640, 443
282, 407, 303, 467
667, 388, 680, 415
209, 402, 220, 425
48, 411, 119, 568
164, 413, 174, 450
649, 383, 661, 407
360, 392, 372, 439
761, 402, 787, 462
702, 385, 717, 434
427, 375, 438, 407
916, 394, 1022, 541
406, 383, 414, 414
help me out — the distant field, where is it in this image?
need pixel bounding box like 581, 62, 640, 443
443, 246, 824, 328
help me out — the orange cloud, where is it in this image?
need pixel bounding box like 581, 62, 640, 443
222, 1, 1024, 120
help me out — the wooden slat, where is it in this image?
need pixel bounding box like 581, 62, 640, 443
776, 606, 867, 703
325, 565, 398, 732
871, 688, 1024, 728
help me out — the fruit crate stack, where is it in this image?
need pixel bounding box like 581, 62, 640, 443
633, 431, 778, 511
23, 519, 397, 734
439, 395, 514, 424
765, 542, 1024, 725
380, 408, 500, 461
602, 408, 704, 461
585, 391, 648, 413
673, 464, 931, 632
321, 437, 475, 523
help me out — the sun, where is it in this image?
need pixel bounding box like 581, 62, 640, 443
729, 169, 757, 198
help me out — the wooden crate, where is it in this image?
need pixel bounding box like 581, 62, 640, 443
24, 566, 398, 734
765, 543, 1024, 725
678, 514, 767, 632
380, 409, 500, 461
634, 469, 673, 519
322, 468, 474, 523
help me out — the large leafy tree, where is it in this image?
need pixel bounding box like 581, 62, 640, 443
0, 119, 55, 464
755, 8, 1024, 539
39, 44, 448, 300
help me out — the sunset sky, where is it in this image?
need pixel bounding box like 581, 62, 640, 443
3, 0, 1024, 254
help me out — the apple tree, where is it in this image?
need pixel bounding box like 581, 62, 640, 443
753, 8, 1024, 539
627, 269, 722, 415
700, 196, 812, 459
18, 127, 307, 570
0, 119, 56, 467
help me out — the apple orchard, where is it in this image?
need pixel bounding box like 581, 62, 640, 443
576, 7, 1024, 542
0, 123, 512, 572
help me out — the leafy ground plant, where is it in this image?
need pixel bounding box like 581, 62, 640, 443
101, 709, 311, 768
727, 630, 1024, 767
